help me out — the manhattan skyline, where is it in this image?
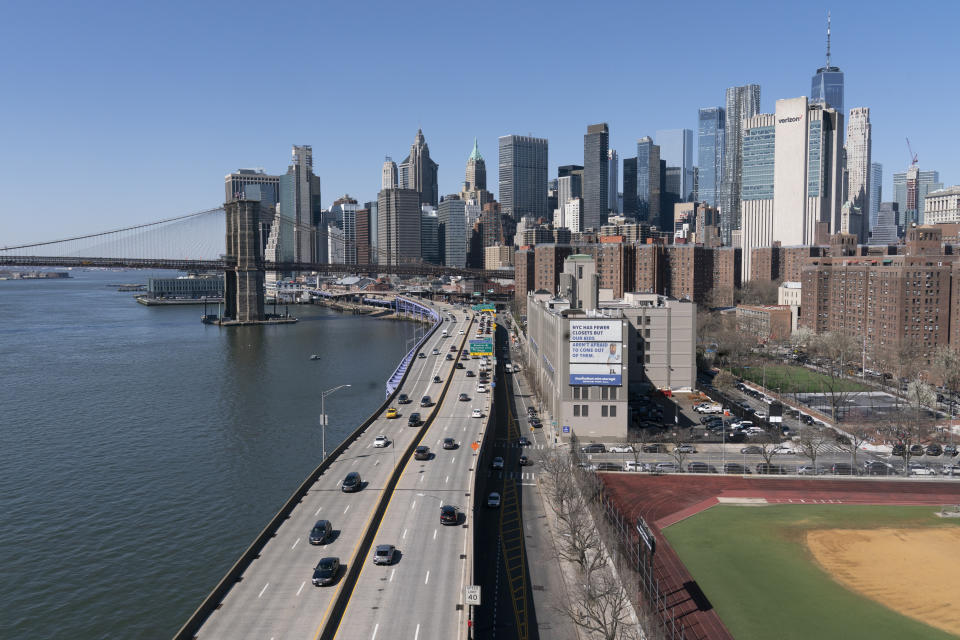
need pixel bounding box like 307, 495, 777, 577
2, 1, 959, 245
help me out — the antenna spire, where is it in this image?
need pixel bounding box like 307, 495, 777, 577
826, 11, 832, 68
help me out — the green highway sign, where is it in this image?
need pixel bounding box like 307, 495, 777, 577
469, 338, 494, 356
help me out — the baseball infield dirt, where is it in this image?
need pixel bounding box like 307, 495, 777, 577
806, 528, 960, 636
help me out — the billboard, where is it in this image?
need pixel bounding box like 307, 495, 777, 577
469, 339, 493, 356
569, 319, 621, 342
569, 363, 622, 386
570, 341, 622, 364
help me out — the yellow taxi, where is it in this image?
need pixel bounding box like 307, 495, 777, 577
385, 407, 399, 419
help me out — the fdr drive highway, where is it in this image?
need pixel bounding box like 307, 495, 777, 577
183, 304, 493, 640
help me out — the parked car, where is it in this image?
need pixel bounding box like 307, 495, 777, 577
944, 444, 958, 457
830, 462, 856, 475
312, 557, 340, 586
642, 443, 667, 453
756, 463, 788, 475
596, 462, 623, 471
891, 443, 905, 456
797, 465, 821, 475
909, 444, 925, 457
608, 445, 635, 453
740, 445, 763, 454
372, 544, 396, 565
723, 462, 751, 474
863, 461, 892, 476
674, 444, 696, 454
687, 462, 714, 474
926, 443, 943, 456
908, 463, 937, 476
581, 443, 606, 454
654, 462, 678, 473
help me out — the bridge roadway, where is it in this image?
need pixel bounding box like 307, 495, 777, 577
331, 323, 492, 639
195, 305, 472, 639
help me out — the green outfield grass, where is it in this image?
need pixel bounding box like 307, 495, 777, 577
663, 505, 960, 640
732, 363, 870, 394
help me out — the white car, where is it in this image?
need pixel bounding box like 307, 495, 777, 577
772, 446, 796, 455
608, 445, 635, 453
476, 385, 487, 394
432, 348, 440, 355
909, 464, 937, 476
374, 435, 389, 448
459, 330, 465, 335
471, 409, 483, 418
762, 397, 774, 405
754, 411, 768, 420
487, 492, 501, 508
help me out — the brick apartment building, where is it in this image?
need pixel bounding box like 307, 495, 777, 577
800, 226, 957, 364
736, 304, 793, 341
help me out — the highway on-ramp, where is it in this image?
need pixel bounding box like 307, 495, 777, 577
194, 305, 471, 639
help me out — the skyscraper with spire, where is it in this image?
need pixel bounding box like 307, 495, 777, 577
398, 129, 439, 207
811, 12, 844, 114
460, 138, 495, 207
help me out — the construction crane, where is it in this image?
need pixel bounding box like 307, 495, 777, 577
906, 138, 918, 167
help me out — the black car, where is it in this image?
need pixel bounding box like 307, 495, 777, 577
909, 444, 925, 457
397, 393, 411, 404
519, 455, 531, 466
458, 393, 470, 402
440, 505, 459, 525
723, 462, 751, 474
414, 445, 431, 460
518, 437, 531, 447
740, 445, 763, 454
465, 370, 475, 377
312, 557, 340, 586
756, 463, 788, 475
891, 443, 905, 456
800, 414, 815, 425
455, 362, 465, 369
408, 412, 422, 427
863, 461, 892, 476
309, 520, 332, 545
641, 443, 667, 453
926, 443, 943, 456
442, 437, 456, 450
830, 462, 856, 475
581, 443, 606, 454
341, 472, 362, 492
420, 396, 432, 407
595, 462, 623, 471
687, 462, 713, 474
433, 375, 442, 383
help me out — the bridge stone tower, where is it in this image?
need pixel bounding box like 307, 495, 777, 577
224, 198, 265, 323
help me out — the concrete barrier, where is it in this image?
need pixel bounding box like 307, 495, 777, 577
318, 312, 475, 640
172, 304, 447, 640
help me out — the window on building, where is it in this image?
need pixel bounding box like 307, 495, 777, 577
601, 387, 608, 400
583, 388, 590, 400
573, 387, 580, 400
601, 406, 608, 417
609, 405, 617, 417
573, 405, 581, 417
645, 329, 651, 338
610, 388, 617, 400
582, 404, 589, 417
645, 354, 651, 364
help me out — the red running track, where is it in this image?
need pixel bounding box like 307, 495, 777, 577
599, 475, 960, 640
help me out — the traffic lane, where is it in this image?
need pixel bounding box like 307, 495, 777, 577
197, 323, 457, 637
332, 360, 482, 638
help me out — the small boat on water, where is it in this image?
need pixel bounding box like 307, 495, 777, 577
310, 354, 321, 360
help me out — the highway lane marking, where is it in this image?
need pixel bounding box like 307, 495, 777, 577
297, 581, 305, 596
258, 583, 269, 598
291, 538, 300, 550
411, 501, 416, 510
414, 623, 421, 640
403, 528, 408, 539
419, 474, 424, 482
433, 529, 437, 540
445, 475, 449, 483
374, 460, 380, 466
390, 568, 395, 582
344, 505, 350, 514
371, 623, 379, 640
451, 456, 455, 463
424, 571, 430, 584
315, 506, 323, 515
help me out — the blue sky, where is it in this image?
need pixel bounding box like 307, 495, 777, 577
2, 0, 958, 245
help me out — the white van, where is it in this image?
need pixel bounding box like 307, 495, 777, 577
504, 363, 513, 373
441, 329, 448, 337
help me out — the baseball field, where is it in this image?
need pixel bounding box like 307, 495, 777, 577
663, 504, 960, 639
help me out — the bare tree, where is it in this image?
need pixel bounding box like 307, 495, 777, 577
809, 331, 860, 422
797, 425, 832, 473
713, 369, 737, 394
735, 279, 780, 305
836, 423, 875, 469
561, 563, 640, 640
753, 430, 782, 467
554, 493, 607, 575
933, 346, 960, 419
669, 430, 694, 470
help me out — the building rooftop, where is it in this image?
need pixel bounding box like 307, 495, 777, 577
780, 281, 802, 289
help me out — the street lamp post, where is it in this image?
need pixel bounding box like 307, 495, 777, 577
321, 384, 352, 460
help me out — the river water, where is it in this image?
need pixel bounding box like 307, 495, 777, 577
0, 270, 419, 638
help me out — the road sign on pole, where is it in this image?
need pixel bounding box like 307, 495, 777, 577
466, 585, 481, 605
